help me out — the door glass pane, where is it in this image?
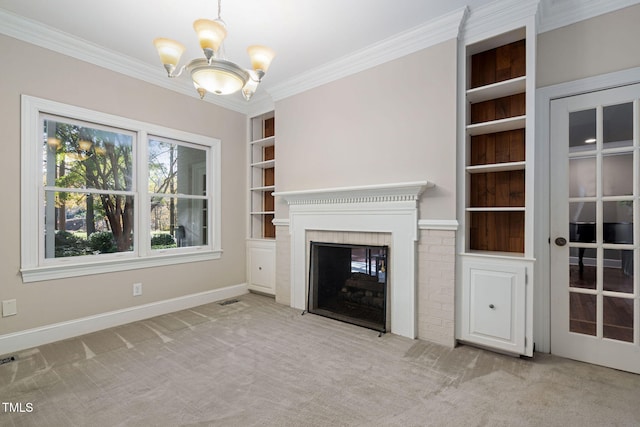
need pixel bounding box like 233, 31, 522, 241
569, 108, 597, 149
603, 102, 633, 148
570, 202, 596, 240
569, 157, 596, 197
603, 153, 633, 196
603, 249, 634, 293
570, 247, 596, 290
603, 201, 633, 243
603, 296, 634, 342
570, 292, 596, 336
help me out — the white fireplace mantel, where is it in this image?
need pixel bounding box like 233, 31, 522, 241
274, 181, 433, 339
274, 181, 433, 206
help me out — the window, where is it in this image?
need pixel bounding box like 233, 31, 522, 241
21, 95, 221, 282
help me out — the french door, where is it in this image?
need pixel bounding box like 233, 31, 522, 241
550, 83, 640, 374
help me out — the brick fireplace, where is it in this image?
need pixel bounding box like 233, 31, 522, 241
274, 182, 431, 338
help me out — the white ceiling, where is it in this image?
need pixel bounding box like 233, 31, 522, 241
1, 0, 639, 110
0, 1, 494, 94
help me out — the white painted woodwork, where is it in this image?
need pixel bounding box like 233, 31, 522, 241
550, 84, 640, 374
247, 240, 276, 295
461, 259, 528, 353
456, 13, 537, 357
275, 181, 432, 339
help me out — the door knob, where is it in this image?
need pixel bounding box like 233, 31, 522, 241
555, 237, 567, 246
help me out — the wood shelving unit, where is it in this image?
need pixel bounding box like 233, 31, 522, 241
249, 113, 275, 239
465, 37, 527, 254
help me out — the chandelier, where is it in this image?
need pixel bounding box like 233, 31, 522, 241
153, 0, 275, 101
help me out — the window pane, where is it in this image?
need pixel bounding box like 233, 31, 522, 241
569, 109, 596, 149
603, 296, 634, 342
149, 196, 207, 248
603, 153, 633, 196
603, 249, 634, 293
148, 139, 207, 196
603, 102, 633, 148
43, 119, 133, 191
570, 201, 596, 240
569, 157, 596, 197
569, 292, 596, 336
44, 191, 134, 258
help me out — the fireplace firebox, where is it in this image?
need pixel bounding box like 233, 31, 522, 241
308, 242, 388, 333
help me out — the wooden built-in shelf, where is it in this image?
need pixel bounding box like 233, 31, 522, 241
466, 116, 526, 136
466, 207, 525, 212
466, 76, 526, 104
250, 185, 275, 192
466, 161, 525, 173
251, 159, 275, 169
250, 135, 275, 148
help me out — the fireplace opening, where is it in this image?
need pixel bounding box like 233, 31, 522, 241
308, 242, 388, 333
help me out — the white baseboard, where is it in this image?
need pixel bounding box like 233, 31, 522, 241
0, 283, 248, 356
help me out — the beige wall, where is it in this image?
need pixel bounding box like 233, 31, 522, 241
537, 4, 640, 88
274, 39, 458, 220
0, 35, 247, 335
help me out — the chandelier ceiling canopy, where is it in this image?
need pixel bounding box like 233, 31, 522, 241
153, 0, 275, 101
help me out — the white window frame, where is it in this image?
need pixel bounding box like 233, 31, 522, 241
21, 95, 222, 283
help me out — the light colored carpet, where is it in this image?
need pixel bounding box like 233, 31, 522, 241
1, 293, 639, 426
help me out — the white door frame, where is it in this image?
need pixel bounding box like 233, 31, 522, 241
535, 66, 640, 353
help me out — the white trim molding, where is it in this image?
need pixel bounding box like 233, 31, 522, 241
269, 7, 469, 101
272, 218, 290, 227
0, 9, 250, 113
0, 284, 248, 356
418, 219, 459, 231
276, 181, 432, 339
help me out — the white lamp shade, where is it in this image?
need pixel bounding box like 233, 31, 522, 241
192, 66, 245, 95
247, 45, 275, 73
193, 19, 227, 52
153, 38, 185, 66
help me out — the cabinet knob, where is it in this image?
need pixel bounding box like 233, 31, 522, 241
258, 266, 262, 270
489, 304, 495, 309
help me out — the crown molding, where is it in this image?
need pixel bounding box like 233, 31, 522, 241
268, 7, 469, 102
0, 8, 252, 114
537, 0, 640, 33
461, 0, 540, 44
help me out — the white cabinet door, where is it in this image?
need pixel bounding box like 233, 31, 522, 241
461, 259, 529, 355
247, 241, 275, 295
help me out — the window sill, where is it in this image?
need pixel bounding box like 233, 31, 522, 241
21, 250, 223, 283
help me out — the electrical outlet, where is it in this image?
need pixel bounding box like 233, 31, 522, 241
2, 299, 17, 317
133, 283, 142, 296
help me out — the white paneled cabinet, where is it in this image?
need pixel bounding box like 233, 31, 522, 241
247, 240, 275, 294
462, 260, 530, 354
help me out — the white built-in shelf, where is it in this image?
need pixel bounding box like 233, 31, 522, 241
250, 135, 275, 148
466, 206, 525, 212
251, 159, 275, 169
250, 211, 275, 215
250, 185, 275, 192
466, 161, 526, 173
466, 76, 526, 104
466, 115, 526, 136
